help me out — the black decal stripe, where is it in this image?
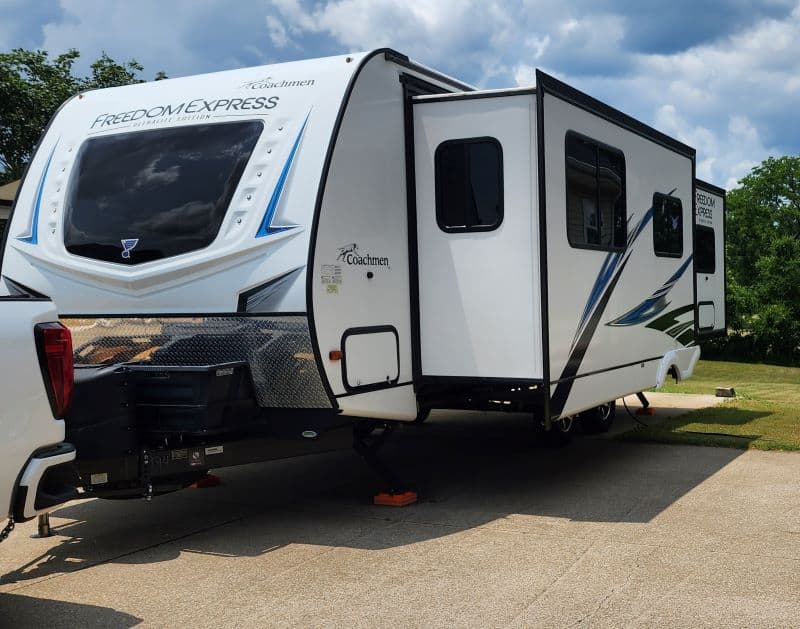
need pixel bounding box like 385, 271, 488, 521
645, 304, 694, 332
550, 255, 631, 418
667, 321, 693, 338
676, 329, 695, 346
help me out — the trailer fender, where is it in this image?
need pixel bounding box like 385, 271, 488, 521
655, 346, 701, 389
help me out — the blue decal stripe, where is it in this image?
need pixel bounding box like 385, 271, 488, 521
553, 197, 677, 416
606, 254, 694, 327
572, 206, 653, 346
607, 296, 667, 326
17, 143, 58, 245
583, 253, 615, 319
256, 113, 310, 237
575, 251, 617, 341
628, 207, 653, 245
665, 254, 693, 283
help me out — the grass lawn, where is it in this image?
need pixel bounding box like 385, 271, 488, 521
620, 359, 800, 452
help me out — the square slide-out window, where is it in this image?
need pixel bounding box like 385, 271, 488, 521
565, 132, 626, 251
652, 193, 683, 257
695, 225, 716, 274
435, 137, 503, 232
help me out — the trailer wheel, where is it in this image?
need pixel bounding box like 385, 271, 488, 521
541, 415, 575, 447
581, 401, 616, 434
413, 407, 431, 424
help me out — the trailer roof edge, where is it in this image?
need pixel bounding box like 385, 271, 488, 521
412, 87, 536, 104
695, 178, 726, 195
383, 50, 475, 92
535, 70, 696, 160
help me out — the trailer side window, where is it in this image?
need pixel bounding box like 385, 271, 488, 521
565, 132, 626, 251
435, 137, 503, 233
652, 193, 683, 257
695, 225, 716, 274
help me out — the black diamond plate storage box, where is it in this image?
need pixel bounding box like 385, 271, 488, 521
63, 317, 333, 409
129, 362, 260, 435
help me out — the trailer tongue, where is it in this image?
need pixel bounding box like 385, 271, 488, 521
64, 317, 349, 499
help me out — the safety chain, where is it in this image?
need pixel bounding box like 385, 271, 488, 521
0, 517, 15, 543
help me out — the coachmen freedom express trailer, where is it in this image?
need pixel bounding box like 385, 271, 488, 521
0, 49, 726, 498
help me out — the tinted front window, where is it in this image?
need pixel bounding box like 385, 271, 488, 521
435, 137, 503, 232
64, 121, 263, 264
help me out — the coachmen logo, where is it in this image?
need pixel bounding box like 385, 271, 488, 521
241, 77, 316, 90
337, 243, 390, 267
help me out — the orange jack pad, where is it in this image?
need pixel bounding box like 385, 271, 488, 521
636, 407, 656, 416
192, 474, 222, 489
373, 491, 418, 507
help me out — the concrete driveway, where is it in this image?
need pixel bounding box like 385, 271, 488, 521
1, 400, 799, 627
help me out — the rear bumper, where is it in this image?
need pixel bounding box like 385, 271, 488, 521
14, 443, 79, 521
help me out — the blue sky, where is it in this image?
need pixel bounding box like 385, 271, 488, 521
2, 0, 799, 189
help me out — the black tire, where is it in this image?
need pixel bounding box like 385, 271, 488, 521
541, 415, 576, 447
413, 407, 431, 424
581, 401, 616, 434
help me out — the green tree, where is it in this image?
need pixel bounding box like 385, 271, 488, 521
0, 49, 165, 183
723, 156, 800, 362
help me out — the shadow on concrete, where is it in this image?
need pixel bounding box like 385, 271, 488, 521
618, 405, 772, 448
0, 593, 142, 627
1, 410, 744, 585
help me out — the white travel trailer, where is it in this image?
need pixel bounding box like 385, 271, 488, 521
0, 49, 725, 496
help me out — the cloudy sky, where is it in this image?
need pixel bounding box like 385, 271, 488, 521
3, 0, 799, 189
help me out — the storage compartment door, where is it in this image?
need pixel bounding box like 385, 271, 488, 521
342, 327, 399, 391
695, 182, 726, 337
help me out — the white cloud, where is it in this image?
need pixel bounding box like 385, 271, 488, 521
655, 105, 770, 189
531, 4, 800, 188
266, 15, 290, 49
264, 0, 799, 187
3, 0, 800, 189
514, 64, 536, 86
526, 34, 551, 61
40, 1, 199, 76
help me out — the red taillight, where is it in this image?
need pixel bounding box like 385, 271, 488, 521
35, 322, 74, 418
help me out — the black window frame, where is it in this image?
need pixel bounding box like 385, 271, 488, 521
564, 130, 627, 252
652, 192, 684, 258
695, 224, 716, 274
434, 136, 504, 233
